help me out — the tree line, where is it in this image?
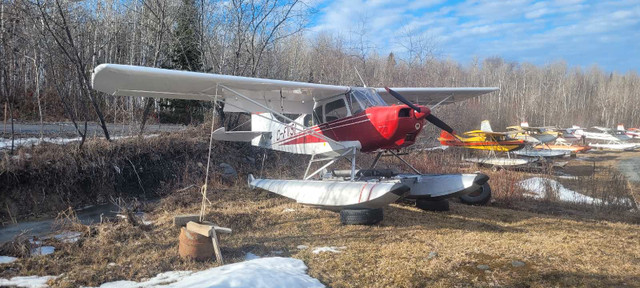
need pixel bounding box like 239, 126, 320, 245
1, 0, 639, 148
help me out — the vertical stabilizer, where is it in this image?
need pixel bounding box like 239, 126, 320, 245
573, 126, 584, 136
617, 124, 625, 131
520, 121, 529, 128
480, 120, 493, 132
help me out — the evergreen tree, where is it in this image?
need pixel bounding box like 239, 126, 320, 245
160, 0, 204, 124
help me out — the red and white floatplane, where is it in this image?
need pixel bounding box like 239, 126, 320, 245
92, 64, 498, 224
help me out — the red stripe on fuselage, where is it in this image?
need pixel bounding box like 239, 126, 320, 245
273, 114, 369, 145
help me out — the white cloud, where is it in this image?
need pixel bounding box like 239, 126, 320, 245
309, 0, 640, 71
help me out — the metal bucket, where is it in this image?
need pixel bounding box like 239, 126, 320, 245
178, 227, 214, 261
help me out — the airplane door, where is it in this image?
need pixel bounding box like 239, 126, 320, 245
320, 96, 351, 141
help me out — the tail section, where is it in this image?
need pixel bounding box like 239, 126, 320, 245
439, 130, 455, 139
520, 121, 529, 128
617, 124, 625, 131
480, 120, 493, 132
572, 126, 584, 136
438, 130, 461, 146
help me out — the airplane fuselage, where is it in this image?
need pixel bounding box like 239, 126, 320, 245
253, 104, 428, 156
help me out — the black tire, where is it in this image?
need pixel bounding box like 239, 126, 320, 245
459, 183, 492, 205
416, 199, 450, 212
340, 208, 383, 225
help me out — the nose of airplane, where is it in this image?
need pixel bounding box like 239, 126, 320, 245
413, 105, 430, 120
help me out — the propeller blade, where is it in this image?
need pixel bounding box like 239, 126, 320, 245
384, 86, 455, 134
426, 114, 454, 134
384, 87, 421, 113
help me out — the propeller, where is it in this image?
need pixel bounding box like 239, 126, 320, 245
384, 87, 455, 134
384, 87, 422, 113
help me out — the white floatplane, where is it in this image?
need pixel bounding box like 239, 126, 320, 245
617, 124, 640, 139
92, 64, 498, 224
574, 126, 631, 142
573, 126, 637, 151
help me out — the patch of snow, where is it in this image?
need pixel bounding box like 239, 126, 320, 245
0, 255, 18, 264
519, 177, 600, 204
423, 145, 448, 151
296, 245, 308, 250
282, 208, 295, 213
95, 271, 192, 288
54, 231, 82, 243
0, 275, 57, 288
30, 246, 55, 256
312, 246, 346, 254
93, 257, 324, 288
245, 252, 260, 260
0, 134, 159, 150
28, 238, 42, 245
557, 175, 579, 180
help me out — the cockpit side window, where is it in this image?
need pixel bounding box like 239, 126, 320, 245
303, 114, 314, 127
324, 98, 349, 123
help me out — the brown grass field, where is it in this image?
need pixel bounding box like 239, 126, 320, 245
1, 183, 639, 287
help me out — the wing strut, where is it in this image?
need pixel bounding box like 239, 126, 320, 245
304, 147, 358, 180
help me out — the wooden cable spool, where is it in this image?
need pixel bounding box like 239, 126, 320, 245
178, 227, 215, 261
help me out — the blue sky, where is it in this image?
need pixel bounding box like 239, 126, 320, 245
307, 0, 640, 73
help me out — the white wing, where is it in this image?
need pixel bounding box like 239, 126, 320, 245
91, 64, 349, 114
375, 87, 498, 106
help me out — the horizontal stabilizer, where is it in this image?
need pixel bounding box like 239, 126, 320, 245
212, 127, 270, 142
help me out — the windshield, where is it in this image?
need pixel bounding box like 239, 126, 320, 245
349, 88, 387, 114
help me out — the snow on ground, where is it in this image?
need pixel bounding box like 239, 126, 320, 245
0, 275, 57, 288
0, 137, 80, 149
0, 255, 18, 264
54, 231, 82, 243
519, 177, 600, 204
30, 246, 55, 256
423, 145, 448, 151
92, 257, 324, 288
312, 246, 346, 254
0, 134, 159, 150
245, 252, 260, 260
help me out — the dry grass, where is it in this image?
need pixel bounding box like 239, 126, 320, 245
0, 184, 639, 287
0, 127, 292, 224
2, 135, 640, 287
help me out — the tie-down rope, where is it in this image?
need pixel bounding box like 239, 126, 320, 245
200, 93, 219, 222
